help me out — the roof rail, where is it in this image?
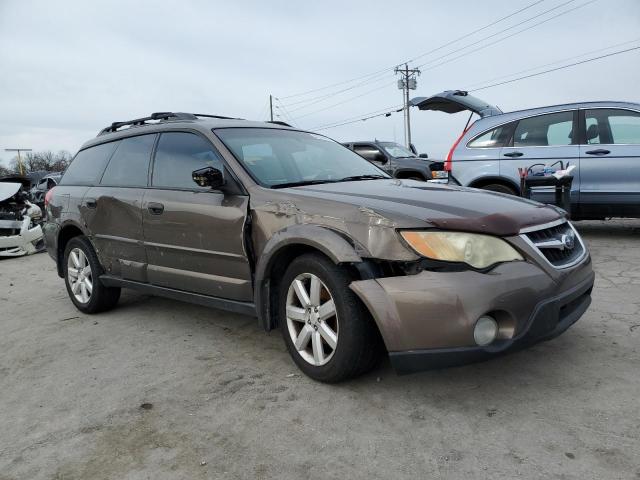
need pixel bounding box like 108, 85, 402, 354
266, 120, 293, 127
98, 112, 201, 135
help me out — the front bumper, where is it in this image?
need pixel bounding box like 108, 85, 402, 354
0, 218, 45, 257
350, 256, 594, 374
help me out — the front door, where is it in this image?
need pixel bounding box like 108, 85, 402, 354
500, 110, 579, 205
578, 108, 640, 218
142, 131, 252, 301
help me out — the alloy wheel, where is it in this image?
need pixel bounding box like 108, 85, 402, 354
285, 273, 339, 366
67, 247, 93, 303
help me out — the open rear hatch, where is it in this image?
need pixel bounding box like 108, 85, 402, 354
410, 90, 502, 118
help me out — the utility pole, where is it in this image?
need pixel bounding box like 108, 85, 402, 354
395, 63, 420, 148
5, 148, 32, 176
269, 94, 274, 121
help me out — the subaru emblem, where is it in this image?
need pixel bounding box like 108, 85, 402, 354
561, 232, 575, 250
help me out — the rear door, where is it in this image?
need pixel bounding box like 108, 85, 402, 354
500, 110, 579, 204
143, 131, 252, 301
84, 134, 155, 282
578, 108, 640, 218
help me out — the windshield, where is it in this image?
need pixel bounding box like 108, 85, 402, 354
215, 128, 390, 187
379, 142, 416, 158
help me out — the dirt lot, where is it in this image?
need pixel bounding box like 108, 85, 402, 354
1, 220, 639, 480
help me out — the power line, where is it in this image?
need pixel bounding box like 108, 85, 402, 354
282, 0, 592, 119
415, 0, 589, 70
279, 71, 392, 109
312, 105, 404, 131
463, 37, 640, 90
310, 42, 640, 132
278, 0, 548, 101
290, 80, 398, 121
469, 44, 640, 92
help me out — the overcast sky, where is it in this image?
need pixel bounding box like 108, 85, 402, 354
1, 0, 639, 166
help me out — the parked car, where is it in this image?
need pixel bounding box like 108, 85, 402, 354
44, 112, 594, 382
343, 140, 447, 182
30, 172, 63, 210
0, 176, 45, 256
411, 90, 640, 219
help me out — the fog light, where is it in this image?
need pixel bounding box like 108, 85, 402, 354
474, 316, 498, 346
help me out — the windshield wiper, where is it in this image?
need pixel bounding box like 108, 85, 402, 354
337, 174, 388, 182
270, 179, 339, 189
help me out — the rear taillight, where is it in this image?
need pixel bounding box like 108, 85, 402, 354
44, 187, 55, 207
445, 122, 474, 172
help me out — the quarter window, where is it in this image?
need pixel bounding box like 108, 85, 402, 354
100, 134, 155, 187
513, 111, 574, 147
467, 124, 513, 148
152, 132, 224, 189
59, 141, 120, 186
585, 109, 640, 145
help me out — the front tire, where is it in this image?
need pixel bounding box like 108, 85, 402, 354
279, 253, 381, 383
481, 183, 517, 195
63, 236, 120, 314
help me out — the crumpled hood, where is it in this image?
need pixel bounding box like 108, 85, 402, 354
0, 183, 22, 202
281, 179, 563, 236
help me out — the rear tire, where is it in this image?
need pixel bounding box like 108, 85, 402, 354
481, 183, 517, 195
63, 236, 121, 314
279, 253, 382, 383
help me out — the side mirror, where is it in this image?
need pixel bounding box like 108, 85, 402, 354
419, 153, 429, 159
192, 166, 225, 189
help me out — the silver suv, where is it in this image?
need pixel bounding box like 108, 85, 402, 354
411, 90, 640, 220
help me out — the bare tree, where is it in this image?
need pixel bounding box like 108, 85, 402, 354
6, 150, 72, 174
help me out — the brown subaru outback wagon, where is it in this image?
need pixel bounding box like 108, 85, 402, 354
44, 112, 594, 382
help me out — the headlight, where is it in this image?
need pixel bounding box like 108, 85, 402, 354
400, 230, 523, 269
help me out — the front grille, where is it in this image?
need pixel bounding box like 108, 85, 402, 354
522, 221, 585, 268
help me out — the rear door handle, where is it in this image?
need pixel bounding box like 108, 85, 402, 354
147, 202, 164, 215
84, 198, 97, 209
585, 149, 610, 155
503, 151, 524, 157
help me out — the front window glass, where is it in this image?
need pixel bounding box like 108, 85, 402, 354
152, 132, 224, 189
585, 109, 640, 145
379, 142, 416, 158
215, 128, 389, 187
513, 111, 574, 147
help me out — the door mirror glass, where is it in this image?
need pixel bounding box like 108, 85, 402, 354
419, 153, 429, 158
192, 166, 225, 189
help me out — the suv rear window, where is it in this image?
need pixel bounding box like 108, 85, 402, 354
100, 134, 155, 187
468, 124, 513, 148
59, 141, 119, 186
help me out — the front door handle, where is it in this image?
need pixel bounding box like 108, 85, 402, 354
585, 149, 610, 155
147, 202, 164, 215
503, 151, 524, 157
84, 198, 97, 209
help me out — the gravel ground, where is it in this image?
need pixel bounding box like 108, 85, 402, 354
1, 220, 639, 480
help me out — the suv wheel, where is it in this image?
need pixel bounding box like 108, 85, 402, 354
482, 183, 517, 195
64, 236, 121, 314
279, 253, 381, 382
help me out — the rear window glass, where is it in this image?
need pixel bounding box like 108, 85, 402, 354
468, 124, 513, 148
100, 134, 155, 187
59, 141, 119, 185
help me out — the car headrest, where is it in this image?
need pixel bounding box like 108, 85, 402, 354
586, 124, 599, 141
